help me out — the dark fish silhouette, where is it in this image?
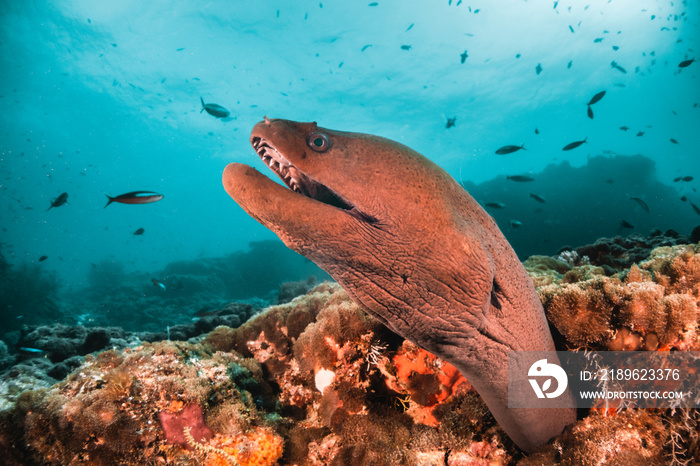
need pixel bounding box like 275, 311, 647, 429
567, 60, 572, 69
535, 127, 540, 134
629, 197, 649, 212
529, 193, 546, 203
683, 176, 694, 182
39, 255, 48, 262
587, 106, 594, 119
619, 220, 634, 229
400, 45, 411, 50
679, 58, 695, 68
460, 51, 468, 63
506, 175, 534, 182
680, 196, 687, 202
588, 91, 606, 105
562, 138, 587, 151
200, 97, 230, 118
446, 117, 457, 129
620, 126, 629, 131
495, 144, 526, 155
485, 202, 506, 209
509, 220, 522, 229
47, 192, 68, 210
133, 228, 145, 235
361, 44, 372, 52
636, 131, 645, 137
594, 38, 603, 43
535, 63, 543, 75
691, 202, 700, 216
670, 139, 679, 145
105, 191, 164, 208
611, 61, 627, 73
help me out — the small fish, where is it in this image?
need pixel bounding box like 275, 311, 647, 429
612, 45, 619, 51
529, 193, 546, 203
567, 60, 572, 69
680, 196, 687, 202
535, 127, 539, 134
587, 105, 594, 119
133, 228, 145, 235
636, 131, 645, 137
485, 202, 506, 209
446, 117, 457, 129
200, 97, 230, 118
176, 47, 185, 51
670, 138, 679, 145
619, 220, 634, 229
400, 45, 411, 51
611, 60, 627, 73
587, 91, 606, 105
361, 44, 372, 52
562, 138, 587, 151
460, 50, 468, 64
194, 307, 223, 318
152, 278, 166, 290
679, 58, 695, 68
629, 197, 650, 212
619, 126, 629, 131
509, 220, 522, 229
368, 2, 378, 6
691, 202, 700, 216
495, 144, 526, 155
506, 175, 534, 182
406, 23, 414, 32
105, 191, 164, 208
682, 176, 694, 182
535, 63, 543, 75
515, 53, 521, 59
569, 25, 574, 33
39, 255, 48, 262
47, 192, 68, 210
594, 38, 603, 43
17, 347, 46, 356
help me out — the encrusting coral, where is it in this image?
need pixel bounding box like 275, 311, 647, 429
0, 241, 698, 464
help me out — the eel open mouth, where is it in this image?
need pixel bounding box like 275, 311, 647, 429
251, 136, 378, 223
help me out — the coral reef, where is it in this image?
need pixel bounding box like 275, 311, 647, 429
0, 241, 698, 464
535, 243, 700, 351
573, 227, 697, 274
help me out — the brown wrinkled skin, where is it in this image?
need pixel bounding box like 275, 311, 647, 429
223, 119, 576, 452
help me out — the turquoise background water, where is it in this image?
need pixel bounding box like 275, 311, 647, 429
1, 0, 698, 289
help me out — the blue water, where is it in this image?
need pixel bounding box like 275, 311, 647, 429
1, 0, 698, 294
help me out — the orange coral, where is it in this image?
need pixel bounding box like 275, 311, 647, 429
204, 427, 284, 466
385, 341, 470, 426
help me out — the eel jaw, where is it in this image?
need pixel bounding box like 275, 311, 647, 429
251, 136, 378, 224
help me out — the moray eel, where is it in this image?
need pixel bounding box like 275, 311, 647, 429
223, 118, 576, 451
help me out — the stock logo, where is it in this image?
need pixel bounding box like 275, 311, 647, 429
528, 359, 568, 399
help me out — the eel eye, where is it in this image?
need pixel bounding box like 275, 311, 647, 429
307, 132, 331, 152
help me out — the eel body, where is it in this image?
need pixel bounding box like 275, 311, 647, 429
223, 118, 576, 451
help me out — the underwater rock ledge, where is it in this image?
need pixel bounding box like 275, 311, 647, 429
0, 242, 699, 465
